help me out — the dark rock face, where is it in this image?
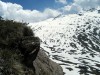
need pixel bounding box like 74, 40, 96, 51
98, 10, 100, 13
18, 36, 40, 68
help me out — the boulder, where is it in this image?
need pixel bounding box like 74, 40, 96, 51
33, 48, 64, 75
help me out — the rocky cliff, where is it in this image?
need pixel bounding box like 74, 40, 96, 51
0, 18, 63, 75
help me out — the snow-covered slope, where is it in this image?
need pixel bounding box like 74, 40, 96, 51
29, 12, 100, 75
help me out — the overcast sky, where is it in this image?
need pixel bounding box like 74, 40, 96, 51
0, 0, 100, 23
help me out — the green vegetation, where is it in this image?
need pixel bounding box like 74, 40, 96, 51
0, 18, 40, 75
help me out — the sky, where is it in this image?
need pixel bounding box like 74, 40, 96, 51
0, 0, 100, 23
2, 0, 73, 10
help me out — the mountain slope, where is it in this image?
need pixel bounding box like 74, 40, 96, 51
29, 11, 100, 75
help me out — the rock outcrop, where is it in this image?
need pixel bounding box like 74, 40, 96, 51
33, 48, 63, 75
0, 18, 63, 75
